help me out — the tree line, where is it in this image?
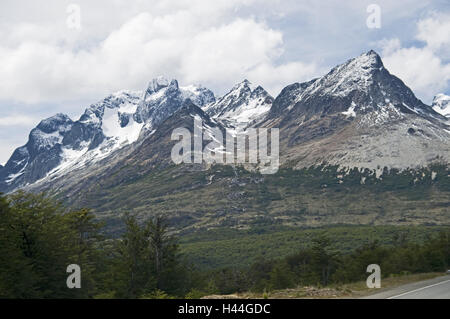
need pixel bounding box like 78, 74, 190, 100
0, 191, 448, 298
198, 233, 449, 295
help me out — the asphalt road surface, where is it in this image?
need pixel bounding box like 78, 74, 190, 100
362, 275, 450, 299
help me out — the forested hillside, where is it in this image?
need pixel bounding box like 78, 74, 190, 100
1, 192, 448, 298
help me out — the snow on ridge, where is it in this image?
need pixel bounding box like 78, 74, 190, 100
402, 102, 419, 114
295, 51, 382, 103
220, 96, 271, 124
203, 80, 272, 127
180, 85, 215, 107
5, 163, 27, 184
432, 93, 450, 117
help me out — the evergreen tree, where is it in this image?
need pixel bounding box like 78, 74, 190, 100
0, 192, 102, 298
110, 214, 156, 298
310, 236, 337, 286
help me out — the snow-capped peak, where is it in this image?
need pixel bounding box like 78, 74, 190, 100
268, 49, 436, 124
352, 50, 384, 70
136, 77, 215, 128
80, 90, 141, 126
36, 113, 73, 133
146, 76, 173, 94
203, 80, 273, 128
232, 79, 255, 91
30, 113, 74, 152
302, 50, 384, 99
432, 93, 450, 117
180, 84, 216, 107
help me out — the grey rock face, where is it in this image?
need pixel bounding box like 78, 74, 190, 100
268, 80, 317, 117
136, 77, 215, 127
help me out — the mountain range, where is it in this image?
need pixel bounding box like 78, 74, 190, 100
0, 50, 449, 233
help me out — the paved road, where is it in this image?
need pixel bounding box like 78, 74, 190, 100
362, 275, 450, 299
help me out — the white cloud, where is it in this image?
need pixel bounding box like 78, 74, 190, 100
416, 12, 450, 51
0, 0, 444, 105
247, 61, 318, 96
0, 115, 38, 127
378, 38, 401, 56
0, 3, 320, 104
380, 13, 450, 103
383, 47, 450, 101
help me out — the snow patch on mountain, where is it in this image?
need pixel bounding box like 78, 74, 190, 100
5, 163, 27, 184
342, 102, 357, 117
358, 102, 402, 127
41, 90, 146, 181
432, 94, 450, 117
102, 103, 143, 145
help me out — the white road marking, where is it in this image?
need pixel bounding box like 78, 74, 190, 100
387, 279, 450, 299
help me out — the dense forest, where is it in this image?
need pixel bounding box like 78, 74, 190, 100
0, 191, 448, 298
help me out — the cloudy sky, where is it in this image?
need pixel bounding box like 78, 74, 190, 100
0, 0, 449, 165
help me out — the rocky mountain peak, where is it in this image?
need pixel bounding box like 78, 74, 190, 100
79, 90, 141, 126
145, 76, 178, 94
357, 50, 384, 69
229, 79, 254, 96
36, 113, 73, 133
311, 50, 384, 97
203, 80, 273, 128
136, 78, 215, 128
268, 50, 437, 123
251, 85, 269, 97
